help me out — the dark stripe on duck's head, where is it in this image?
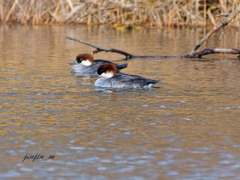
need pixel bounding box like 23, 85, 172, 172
97, 67, 104, 75
76, 54, 94, 63
97, 64, 117, 77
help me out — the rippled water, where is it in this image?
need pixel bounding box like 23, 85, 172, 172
0, 24, 240, 180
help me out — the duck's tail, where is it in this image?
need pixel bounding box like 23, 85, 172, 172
156, 79, 163, 82
116, 63, 128, 72
145, 79, 163, 88
117, 63, 128, 70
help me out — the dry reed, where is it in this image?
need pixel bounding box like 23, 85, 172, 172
0, 0, 239, 27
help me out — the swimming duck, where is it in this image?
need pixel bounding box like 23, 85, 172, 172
70, 54, 128, 76
94, 64, 161, 88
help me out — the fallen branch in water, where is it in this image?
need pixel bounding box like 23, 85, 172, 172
189, 5, 240, 57
66, 37, 133, 58
66, 37, 240, 59
187, 48, 240, 58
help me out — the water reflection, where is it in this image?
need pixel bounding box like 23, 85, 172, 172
0, 25, 240, 179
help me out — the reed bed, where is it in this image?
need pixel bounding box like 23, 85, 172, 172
0, 0, 239, 27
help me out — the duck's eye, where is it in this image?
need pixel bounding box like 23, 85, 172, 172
97, 69, 104, 75
76, 58, 82, 63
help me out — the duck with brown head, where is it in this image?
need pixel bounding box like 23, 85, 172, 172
70, 54, 128, 76
94, 64, 162, 88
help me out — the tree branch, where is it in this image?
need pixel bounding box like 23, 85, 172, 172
67, 37, 240, 59
66, 36, 134, 59
189, 5, 240, 57
185, 48, 240, 58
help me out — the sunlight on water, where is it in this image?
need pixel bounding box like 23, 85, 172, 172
0, 25, 240, 179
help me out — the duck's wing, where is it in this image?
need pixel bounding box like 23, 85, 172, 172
116, 74, 161, 87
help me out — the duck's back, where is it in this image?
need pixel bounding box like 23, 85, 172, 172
95, 60, 128, 72
94, 74, 161, 88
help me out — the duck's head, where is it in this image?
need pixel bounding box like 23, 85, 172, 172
70, 54, 94, 66
97, 64, 117, 78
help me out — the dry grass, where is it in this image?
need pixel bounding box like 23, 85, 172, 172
0, 0, 239, 27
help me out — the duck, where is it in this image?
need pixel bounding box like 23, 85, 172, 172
70, 54, 128, 76
94, 64, 161, 88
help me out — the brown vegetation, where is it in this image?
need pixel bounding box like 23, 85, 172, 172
0, 0, 239, 27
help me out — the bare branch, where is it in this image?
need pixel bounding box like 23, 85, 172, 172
66, 37, 110, 50
185, 48, 240, 58
66, 37, 240, 59
219, 27, 226, 41
67, 36, 134, 59
189, 5, 240, 57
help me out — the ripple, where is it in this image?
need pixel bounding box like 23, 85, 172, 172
1, 170, 21, 178
157, 161, 169, 165
117, 165, 136, 173
20, 167, 33, 172
67, 146, 86, 150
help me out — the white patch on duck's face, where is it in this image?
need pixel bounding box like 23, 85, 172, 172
80, 59, 92, 66
99, 71, 114, 78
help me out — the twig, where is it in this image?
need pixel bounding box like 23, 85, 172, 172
67, 36, 111, 50
186, 48, 240, 58
66, 36, 134, 59
66, 37, 240, 59
218, 26, 226, 41
189, 4, 240, 57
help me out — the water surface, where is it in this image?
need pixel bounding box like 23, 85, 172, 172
0, 25, 240, 180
